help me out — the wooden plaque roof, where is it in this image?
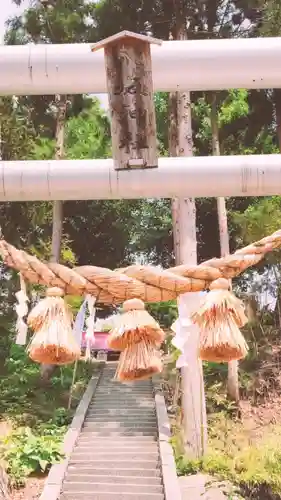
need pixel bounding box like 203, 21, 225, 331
91, 30, 162, 52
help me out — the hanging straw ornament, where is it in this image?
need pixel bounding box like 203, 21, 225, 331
85, 295, 96, 360
107, 298, 165, 351
15, 273, 29, 345
115, 339, 163, 382
191, 278, 249, 362
108, 298, 165, 382
27, 287, 81, 365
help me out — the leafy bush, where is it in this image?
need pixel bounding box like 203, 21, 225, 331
0, 344, 93, 424
1, 426, 65, 486
172, 419, 281, 499
0, 343, 95, 487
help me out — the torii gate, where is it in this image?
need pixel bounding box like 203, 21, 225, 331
1, 31, 281, 460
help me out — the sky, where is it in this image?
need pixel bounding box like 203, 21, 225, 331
0, 0, 109, 109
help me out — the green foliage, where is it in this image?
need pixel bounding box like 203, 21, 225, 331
232, 196, 281, 245
147, 301, 178, 329
0, 345, 93, 424
260, 0, 281, 37
65, 100, 111, 160
1, 426, 64, 486
8, 0, 96, 45
154, 93, 169, 155
33, 99, 111, 162
173, 422, 281, 498
218, 90, 249, 126
0, 344, 95, 485
0, 97, 36, 161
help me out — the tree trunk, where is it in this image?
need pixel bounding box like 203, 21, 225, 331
51, 200, 63, 263
210, 93, 239, 402
50, 94, 66, 262
0, 463, 10, 500
274, 89, 281, 150
168, 27, 207, 457
40, 94, 67, 381
273, 89, 281, 332
169, 92, 181, 264
0, 123, 2, 161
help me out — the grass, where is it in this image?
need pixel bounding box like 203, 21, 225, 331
0, 344, 94, 425
172, 407, 281, 499
168, 348, 281, 500
0, 343, 98, 486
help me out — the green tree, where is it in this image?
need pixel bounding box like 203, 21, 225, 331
5, 0, 98, 276
32, 100, 144, 268
0, 97, 35, 161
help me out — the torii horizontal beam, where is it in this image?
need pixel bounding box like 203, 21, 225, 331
1, 37, 281, 95
1, 154, 281, 201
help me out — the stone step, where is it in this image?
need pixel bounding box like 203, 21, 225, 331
91, 400, 154, 405
91, 397, 154, 401
100, 377, 151, 382
93, 398, 153, 402
94, 390, 153, 394
87, 403, 155, 415
94, 389, 153, 393
71, 451, 159, 461
63, 481, 163, 494
97, 388, 153, 393
68, 459, 159, 469
94, 396, 153, 400
94, 394, 153, 398
74, 442, 159, 451
67, 467, 161, 478
95, 387, 153, 391
83, 422, 157, 429
78, 435, 157, 443
99, 377, 150, 380
65, 474, 162, 485
89, 405, 155, 411
101, 387, 153, 390
78, 431, 158, 437
100, 382, 152, 385
95, 389, 153, 392
86, 414, 156, 421
87, 409, 156, 415
74, 449, 159, 457
98, 378, 150, 382
61, 492, 164, 500
57, 367, 165, 500
85, 416, 156, 422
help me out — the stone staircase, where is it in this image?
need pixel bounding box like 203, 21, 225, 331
60, 363, 165, 500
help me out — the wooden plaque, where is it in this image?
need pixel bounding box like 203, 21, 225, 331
92, 31, 162, 170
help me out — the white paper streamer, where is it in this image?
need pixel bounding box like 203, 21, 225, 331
15, 274, 29, 345
172, 291, 207, 369
85, 295, 96, 360
72, 298, 87, 346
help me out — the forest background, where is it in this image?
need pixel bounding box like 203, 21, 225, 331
1, 0, 281, 499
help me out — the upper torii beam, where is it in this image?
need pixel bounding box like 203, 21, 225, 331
1, 37, 281, 95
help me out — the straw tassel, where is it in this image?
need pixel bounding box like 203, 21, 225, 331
27, 287, 81, 365
108, 298, 164, 382
108, 298, 165, 351
115, 339, 163, 382
191, 278, 249, 363
15, 273, 29, 345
